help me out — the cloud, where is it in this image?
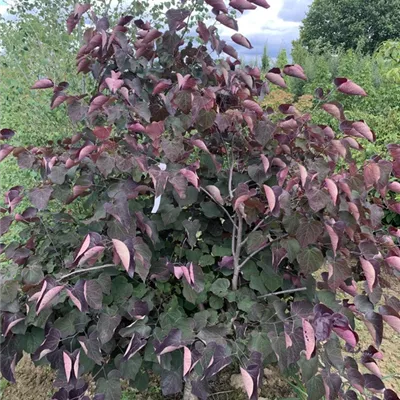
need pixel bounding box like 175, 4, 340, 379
218, 0, 304, 60
278, 0, 313, 22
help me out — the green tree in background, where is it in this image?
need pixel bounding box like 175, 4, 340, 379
275, 48, 288, 69
300, 0, 400, 54
261, 43, 270, 71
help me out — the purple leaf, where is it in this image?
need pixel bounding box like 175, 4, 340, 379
78, 331, 102, 365
334, 78, 367, 96
31, 78, 54, 89
216, 14, 238, 31
239, 351, 262, 400
364, 311, 383, 347
113, 239, 134, 278
93, 126, 112, 140
97, 313, 122, 344
229, 0, 257, 13
2, 313, 25, 337
122, 334, 147, 361
266, 68, 287, 88
364, 374, 385, 393
29, 187, 53, 210
67, 3, 91, 34
205, 0, 228, 13
37, 285, 64, 314
243, 99, 263, 116
0, 215, 13, 236
84, 280, 103, 309
67, 280, 88, 312
283, 64, 307, 80
0, 144, 14, 163
379, 305, 400, 333
154, 328, 183, 355
32, 328, 61, 361
105, 71, 123, 93
386, 256, 400, 272
360, 257, 376, 292
385, 389, 400, 400
248, 0, 269, 8
0, 128, 15, 140
347, 367, 365, 393
302, 319, 316, 360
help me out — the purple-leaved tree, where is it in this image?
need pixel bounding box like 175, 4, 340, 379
1, 2, 399, 400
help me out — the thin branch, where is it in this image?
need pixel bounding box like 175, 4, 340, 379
232, 215, 244, 290
240, 216, 270, 246
228, 161, 234, 200
238, 233, 289, 270
258, 287, 307, 298
58, 264, 116, 281
200, 186, 237, 229
231, 214, 237, 259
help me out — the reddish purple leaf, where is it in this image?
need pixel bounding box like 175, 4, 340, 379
0, 215, 13, 236
266, 68, 287, 88
379, 305, 400, 333
248, 0, 269, 8
122, 334, 147, 361
67, 3, 91, 34
88, 94, 109, 114
183, 346, 192, 376
154, 328, 183, 355
283, 64, 307, 80
334, 78, 367, 96
302, 319, 315, 360
325, 224, 339, 256
105, 71, 123, 93
360, 257, 376, 292
263, 184, 276, 212
229, 0, 257, 13
385, 256, 400, 272
216, 14, 238, 31
31, 78, 54, 89
0, 144, 14, 163
364, 374, 385, 393
37, 285, 64, 314
321, 102, 345, 120
0, 128, 15, 140
205, 185, 224, 205
231, 33, 253, 49
93, 126, 112, 140
243, 100, 263, 116
32, 328, 61, 361
196, 21, 210, 43
77, 246, 104, 266
324, 178, 338, 205
112, 239, 132, 276
152, 79, 172, 95
63, 351, 72, 382
205, 0, 228, 13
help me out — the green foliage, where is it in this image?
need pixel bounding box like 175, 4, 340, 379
276, 48, 289, 69
300, 0, 400, 53
261, 43, 271, 72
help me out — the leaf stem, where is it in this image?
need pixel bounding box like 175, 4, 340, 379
257, 287, 307, 298
58, 264, 116, 281
238, 233, 289, 270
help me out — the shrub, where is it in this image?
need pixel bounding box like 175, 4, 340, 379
1, 3, 400, 400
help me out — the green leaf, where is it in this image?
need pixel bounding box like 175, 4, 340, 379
209, 295, 224, 309
246, 231, 267, 254
96, 377, 122, 400
133, 237, 152, 282
1, 281, 19, 303
111, 276, 133, 305
282, 238, 301, 262
306, 375, 325, 400
200, 201, 222, 218
196, 109, 216, 131
161, 205, 181, 226
210, 278, 230, 297
212, 245, 232, 257
182, 219, 201, 248
298, 353, 318, 383
297, 247, 324, 274
21, 264, 44, 285
248, 331, 273, 358
199, 254, 215, 267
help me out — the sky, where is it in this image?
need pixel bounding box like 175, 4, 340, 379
0, 0, 313, 61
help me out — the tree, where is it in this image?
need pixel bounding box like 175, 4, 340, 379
276, 48, 288, 69
261, 43, 270, 71
0, 2, 400, 400
300, 0, 400, 54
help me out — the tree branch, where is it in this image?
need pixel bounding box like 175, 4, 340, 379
240, 216, 270, 246
232, 215, 243, 290
238, 233, 288, 270
58, 264, 116, 281
228, 161, 234, 200
258, 287, 307, 298
199, 186, 237, 229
